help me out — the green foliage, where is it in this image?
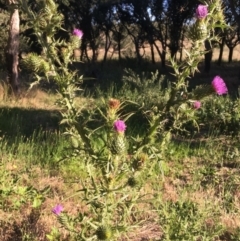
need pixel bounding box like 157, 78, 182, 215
156, 198, 223, 240
0, 10, 9, 69
0, 161, 50, 210
200, 96, 240, 135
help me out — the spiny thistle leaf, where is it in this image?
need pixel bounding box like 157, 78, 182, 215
46, 0, 57, 11
57, 214, 74, 232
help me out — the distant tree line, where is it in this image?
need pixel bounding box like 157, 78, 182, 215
55, 0, 240, 66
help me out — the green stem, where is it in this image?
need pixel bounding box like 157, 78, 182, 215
75, 123, 94, 155
165, 88, 178, 112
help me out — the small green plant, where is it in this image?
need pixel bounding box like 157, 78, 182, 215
156, 198, 223, 241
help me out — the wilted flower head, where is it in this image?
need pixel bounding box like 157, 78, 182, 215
109, 98, 120, 110
193, 101, 201, 109
211, 76, 228, 95
114, 120, 126, 133
196, 5, 208, 19
72, 29, 83, 39
52, 204, 63, 216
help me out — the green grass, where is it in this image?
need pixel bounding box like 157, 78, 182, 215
0, 107, 239, 240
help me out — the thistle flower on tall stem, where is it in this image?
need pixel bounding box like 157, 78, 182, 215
196, 5, 208, 19
111, 120, 127, 155
113, 120, 126, 135
211, 76, 228, 95
72, 29, 83, 39
194, 4, 208, 42
71, 28, 83, 49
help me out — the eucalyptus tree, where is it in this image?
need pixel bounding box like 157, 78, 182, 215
114, 0, 146, 63
225, 25, 240, 63
228, 0, 240, 28
150, 0, 169, 67
223, 0, 240, 63
126, 0, 161, 64
166, 0, 198, 59
0, 1, 9, 69
92, 0, 116, 62
5, 0, 20, 95
110, 19, 129, 60
227, 0, 240, 78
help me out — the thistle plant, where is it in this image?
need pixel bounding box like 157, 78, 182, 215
19, 1, 161, 240
18, 0, 230, 240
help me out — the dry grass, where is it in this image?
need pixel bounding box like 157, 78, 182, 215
0, 86, 59, 110
91, 40, 240, 63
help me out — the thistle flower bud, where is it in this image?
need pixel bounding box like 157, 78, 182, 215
109, 98, 120, 110
107, 98, 121, 121
111, 135, 127, 155
127, 176, 141, 188
111, 121, 127, 154
39, 60, 50, 73
21, 53, 42, 72
70, 36, 81, 49
71, 29, 83, 49
132, 153, 148, 170
195, 20, 208, 41
96, 226, 113, 240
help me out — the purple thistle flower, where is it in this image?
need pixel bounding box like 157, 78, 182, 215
196, 5, 208, 19
114, 120, 126, 133
72, 29, 83, 39
193, 101, 201, 109
52, 204, 63, 216
211, 76, 228, 95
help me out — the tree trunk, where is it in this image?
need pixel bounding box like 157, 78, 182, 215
103, 31, 111, 62
134, 39, 141, 63
150, 42, 155, 64
90, 40, 98, 62
204, 40, 213, 73
5, 1, 20, 95
117, 36, 121, 60
228, 47, 234, 63
228, 0, 240, 80
217, 37, 225, 66
153, 42, 166, 68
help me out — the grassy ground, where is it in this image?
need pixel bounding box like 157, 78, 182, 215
0, 56, 240, 240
